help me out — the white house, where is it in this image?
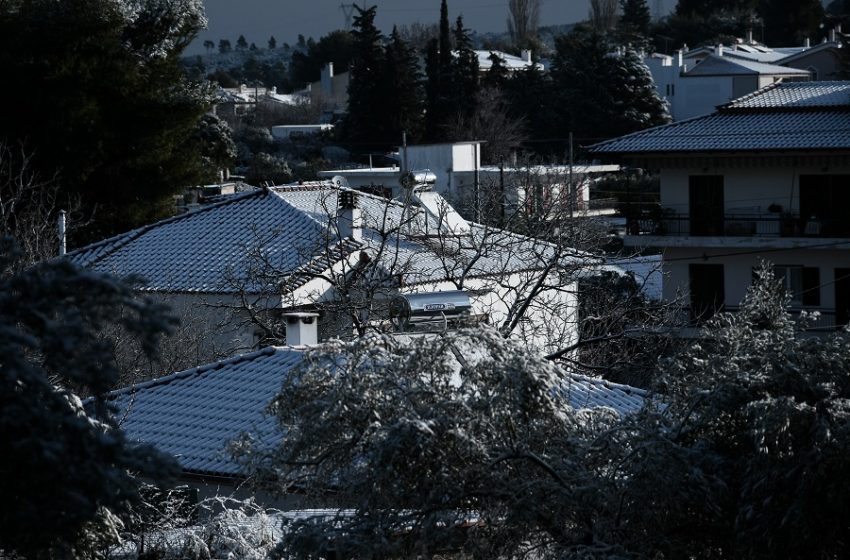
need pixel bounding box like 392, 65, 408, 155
589, 81, 850, 331
318, 141, 619, 220
70, 180, 591, 357
645, 49, 811, 121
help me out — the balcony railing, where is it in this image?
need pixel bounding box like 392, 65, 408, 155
676, 305, 841, 331
630, 213, 850, 238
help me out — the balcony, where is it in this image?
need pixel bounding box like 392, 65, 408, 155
671, 305, 841, 334
625, 211, 850, 248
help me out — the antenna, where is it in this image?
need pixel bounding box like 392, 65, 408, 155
340, 3, 357, 31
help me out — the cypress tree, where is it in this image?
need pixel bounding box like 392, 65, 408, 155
618, 0, 652, 44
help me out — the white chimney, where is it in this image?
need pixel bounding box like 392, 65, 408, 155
676, 49, 684, 67
805, 37, 811, 48
521, 49, 532, 63
284, 312, 319, 346
321, 62, 334, 95
830, 28, 836, 43
716, 44, 724, 57
337, 190, 362, 241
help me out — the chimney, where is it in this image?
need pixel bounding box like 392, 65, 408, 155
746, 28, 753, 44
284, 312, 319, 346
676, 49, 684, 67
521, 49, 532, 63
805, 37, 811, 48
830, 27, 836, 43
337, 190, 362, 241
716, 44, 724, 57
57, 210, 66, 257
321, 62, 334, 95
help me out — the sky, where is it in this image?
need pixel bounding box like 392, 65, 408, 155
189, 0, 672, 55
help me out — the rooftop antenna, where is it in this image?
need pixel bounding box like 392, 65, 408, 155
340, 3, 358, 31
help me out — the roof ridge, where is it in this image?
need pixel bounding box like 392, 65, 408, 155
721, 80, 782, 109
586, 112, 713, 151
106, 345, 285, 400
68, 189, 266, 265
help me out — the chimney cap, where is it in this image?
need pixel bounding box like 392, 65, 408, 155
339, 189, 358, 210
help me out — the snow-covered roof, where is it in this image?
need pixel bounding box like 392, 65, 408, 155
474, 49, 543, 72
109, 345, 647, 477
725, 80, 850, 109
588, 81, 850, 155
684, 54, 810, 77
69, 182, 579, 293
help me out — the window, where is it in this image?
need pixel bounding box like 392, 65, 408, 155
774, 265, 820, 306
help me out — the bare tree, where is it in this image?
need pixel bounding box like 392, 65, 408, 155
0, 142, 86, 265
589, 0, 619, 32
507, 0, 541, 47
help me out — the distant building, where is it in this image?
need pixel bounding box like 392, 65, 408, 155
270, 123, 334, 140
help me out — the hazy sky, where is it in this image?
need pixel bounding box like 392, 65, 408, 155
190, 0, 672, 54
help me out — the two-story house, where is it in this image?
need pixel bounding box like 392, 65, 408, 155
589, 81, 850, 330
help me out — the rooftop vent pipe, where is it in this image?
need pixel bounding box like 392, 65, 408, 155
337, 190, 362, 241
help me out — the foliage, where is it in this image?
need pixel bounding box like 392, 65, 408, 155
341, 5, 388, 150
0, 0, 214, 241
236, 328, 623, 559
194, 114, 237, 182
759, 0, 824, 46
601, 264, 850, 557
617, 0, 652, 45
382, 27, 425, 144
552, 25, 669, 143
244, 153, 293, 186
0, 238, 179, 558
288, 30, 355, 86
449, 16, 480, 123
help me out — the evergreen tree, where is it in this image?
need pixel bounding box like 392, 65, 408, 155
552, 25, 668, 142
236, 34, 248, 49
0, 0, 213, 240
423, 37, 445, 141
383, 27, 424, 143
483, 52, 510, 88
268, 35, 277, 49
218, 38, 231, 53
450, 15, 479, 124
618, 0, 652, 44
438, 0, 452, 70
343, 5, 387, 149
759, 0, 824, 46
203, 39, 214, 53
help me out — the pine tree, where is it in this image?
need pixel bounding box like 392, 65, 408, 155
218, 38, 231, 53
383, 27, 424, 143
618, 0, 652, 44
438, 0, 452, 70
552, 25, 668, 141
236, 34, 248, 49
450, 15, 479, 123
343, 5, 387, 149
268, 35, 277, 49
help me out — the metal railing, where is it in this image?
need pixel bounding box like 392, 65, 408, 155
676, 305, 841, 331
631, 213, 850, 238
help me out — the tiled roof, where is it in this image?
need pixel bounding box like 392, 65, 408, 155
108, 347, 301, 476
684, 54, 810, 77
70, 182, 576, 293
109, 345, 647, 477
588, 82, 850, 155
68, 189, 351, 294
725, 81, 850, 109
